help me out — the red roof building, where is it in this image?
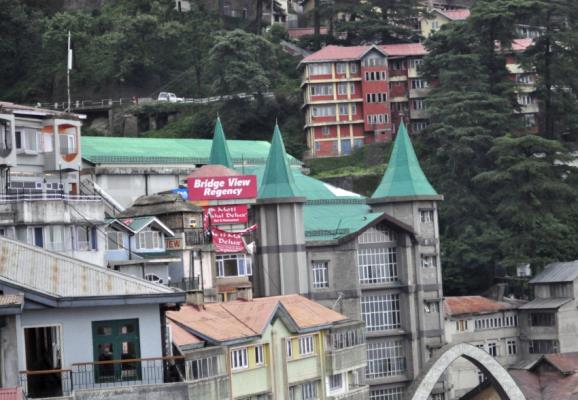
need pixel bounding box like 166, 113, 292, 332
300, 40, 536, 157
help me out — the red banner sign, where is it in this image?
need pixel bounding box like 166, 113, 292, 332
210, 225, 257, 253
204, 205, 248, 226
188, 175, 257, 200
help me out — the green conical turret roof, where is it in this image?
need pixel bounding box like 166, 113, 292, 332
209, 117, 233, 168
259, 124, 299, 199
372, 121, 438, 199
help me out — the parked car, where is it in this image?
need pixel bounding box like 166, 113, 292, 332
157, 92, 184, 103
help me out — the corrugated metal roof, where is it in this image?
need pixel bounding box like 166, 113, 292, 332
518, 297, 571, 310
0, 237, 181, 298
529, 261, 578, 283
301, 43, 428, 63
81, 136, 302, 166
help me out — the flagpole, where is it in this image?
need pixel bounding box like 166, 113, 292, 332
67, 31, 71, 112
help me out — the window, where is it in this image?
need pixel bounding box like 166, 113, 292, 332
529, 340, 558, 354
144, 273, 163, 284
310, 84, 333, 96
363, 56, 386, 67
255, 345, 264, 366
518, 94, 533, 105
328, 373, 343, 392
299, 335, 314, 356
408, 59, 423, 69
421, 210, 434, 224
321, 126, 330, 136
312, 261, 329, 288
336, 63, 347, 74
92, 319, 140, 383
413, 121, 429, 132
366, 93, 387, 103
61, 133, 76, 154
187, 355, 218, 381
359, 226, 394, 244
431, 20, 439, 30
106, 230, 123, 250
338, 83, 348, 95
76, 226, 97, 251
43, 133, 53, 153
15, 128, 39, 153
358, 247, 398, 284
361, 294, 401, 331
477, 370, 486, 384
421, 255, 437, 268
354, 138, 364, 148
365, 71, 387, 81
370, 387, 404, 400
339, 104, 349, 116
366, 340, 406, 378
523, 114, 536, 128
286, 339, 293, 359
456, 319, 468, 332
529, 312, 555, 327
507, 339, 517, 355
412, 99, 426, 110
231, 347, 248, 370
329, 328, 365, 350
216, 254, 253, 277
390, 60, 406, 70
350, 63, 358, 73
301, 381, 317, 400
517, 74, 534, 84
368, 114, 388, 124
136, 228, 162, 250
549, 283, 570, 297
487, 342, 498, 357
312, 105, 336, 117
424, 301, 440, 313
411, 80, 428, 89
308, 63, 331, 75
0, 119, 11, 154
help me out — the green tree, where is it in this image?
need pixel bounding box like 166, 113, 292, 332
208, 29, 278, 94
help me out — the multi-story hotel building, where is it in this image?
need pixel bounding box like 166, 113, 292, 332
300, 39, 536, 158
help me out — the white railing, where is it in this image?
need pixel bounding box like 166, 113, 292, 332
0, 193, 102, 203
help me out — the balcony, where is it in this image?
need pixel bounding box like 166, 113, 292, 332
409, 88, 431, 98
184, 229, 211, 246
329, 385, 369, 400
326, 344, 367, 374
19, 356, 185, 398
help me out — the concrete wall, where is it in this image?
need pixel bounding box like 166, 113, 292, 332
17, 304, 163, 372
0, 315, 19, 387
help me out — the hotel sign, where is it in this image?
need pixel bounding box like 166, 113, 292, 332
187, 175, 257, 201
204, 205, 248, 225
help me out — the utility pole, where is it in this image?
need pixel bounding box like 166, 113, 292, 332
66, 31, 72, 112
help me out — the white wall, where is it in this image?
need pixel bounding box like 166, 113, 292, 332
17, 304, 163, 371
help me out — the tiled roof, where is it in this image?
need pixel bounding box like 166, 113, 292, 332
168, 321, 203, 347
381, 43, 428, 57
512, 38, 534, 52
0, 237, 182, 300
437, 8, 471, 20
288, 27, 329, 39
81, 136, 302, 166
443, 296, 516, 317
167, 294, 346, 344
543, 352, 578, 374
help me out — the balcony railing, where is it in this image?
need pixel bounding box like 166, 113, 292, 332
184, 229, 211, 246
0, 193, 101, 203
169, 277, 200, 291
19, 357, 186, 398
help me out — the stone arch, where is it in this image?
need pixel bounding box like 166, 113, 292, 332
405, 343, 526, 400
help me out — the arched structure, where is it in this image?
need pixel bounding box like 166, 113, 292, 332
405, 343, 526, 400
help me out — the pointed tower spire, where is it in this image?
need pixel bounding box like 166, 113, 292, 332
259, 124, 298, 199
209, 117, 233, 168
372, 121, 438, 199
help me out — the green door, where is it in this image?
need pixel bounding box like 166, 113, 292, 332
92, 319, 141, 383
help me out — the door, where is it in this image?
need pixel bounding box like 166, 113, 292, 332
92, 319, 141, 383
33, 227, 43, 248
341, 139, 352, 155
24, 326, 63, 398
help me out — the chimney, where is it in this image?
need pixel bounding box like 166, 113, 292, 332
237, 286, 253, 302
186, 290, 204, 306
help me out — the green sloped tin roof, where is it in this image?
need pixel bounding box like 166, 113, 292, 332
81, 136, 302, 166
372, 121, 438, 198
244, 165, 380, 242
209, 118, 233, 168
258, 125, 299, 199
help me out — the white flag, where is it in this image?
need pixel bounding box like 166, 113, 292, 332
67, 31, 73, 71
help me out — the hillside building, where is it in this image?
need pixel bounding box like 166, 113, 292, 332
300, 39, 537, 157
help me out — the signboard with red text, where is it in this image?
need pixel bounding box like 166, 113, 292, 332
204, 205, 248, 226
188, 175, 257, 201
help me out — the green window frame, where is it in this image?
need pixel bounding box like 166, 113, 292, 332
92, 319, 141, 383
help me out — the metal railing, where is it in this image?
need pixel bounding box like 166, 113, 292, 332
184, 229, 211, 246
19, 356, 186, 397
0, 193, 101, 203
169, 277, 200, 291
19, 369, 72, 398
